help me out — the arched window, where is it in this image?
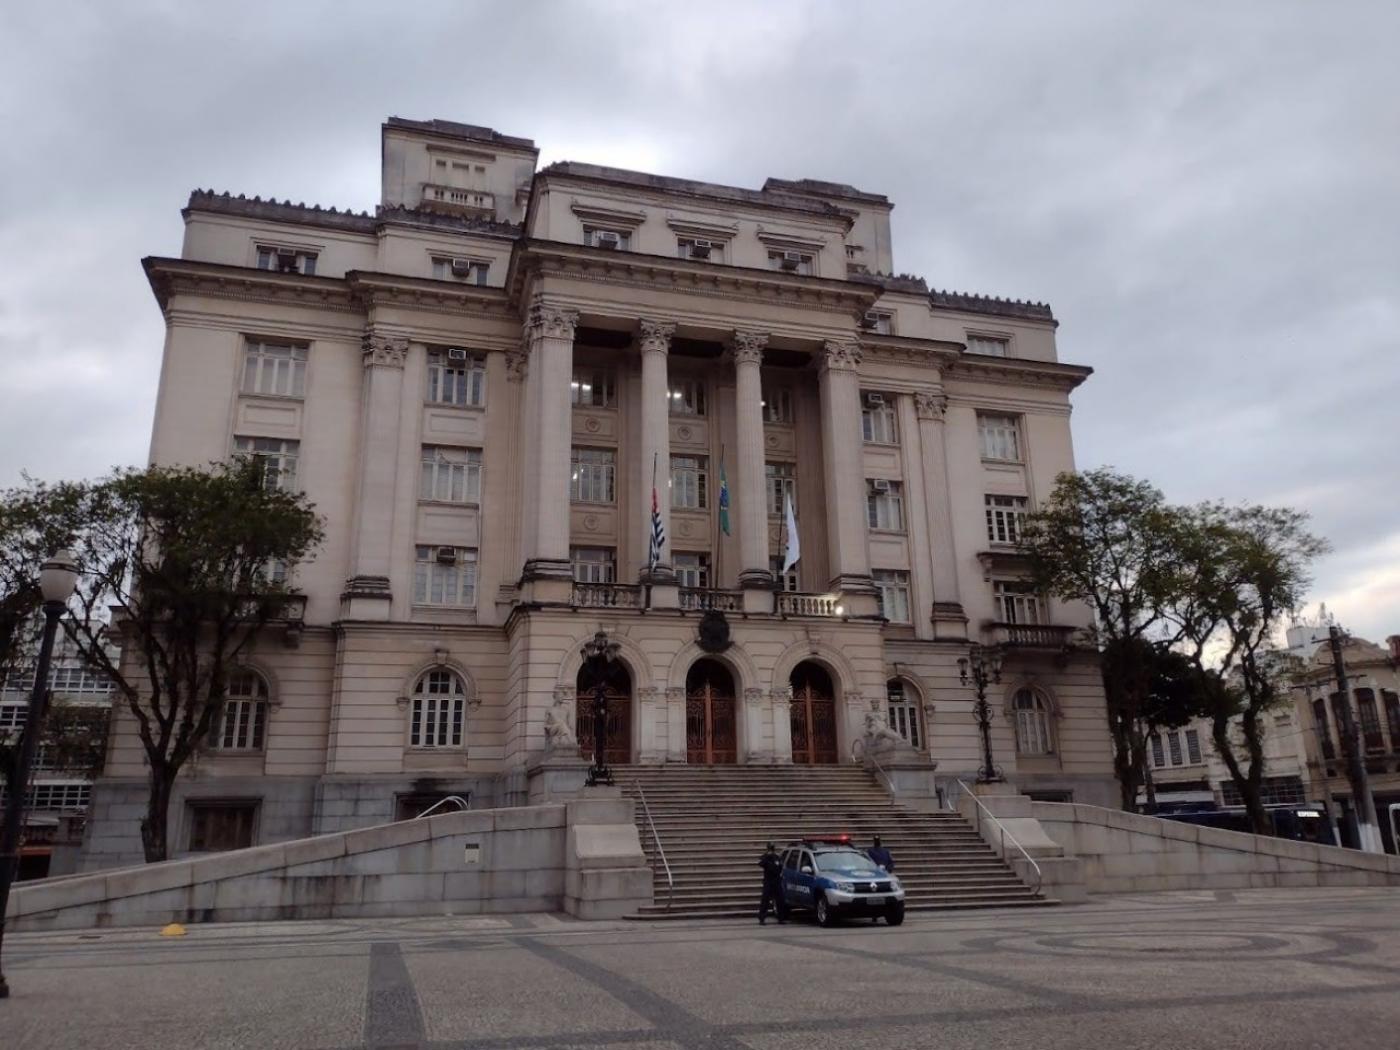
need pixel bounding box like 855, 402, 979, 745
410, 670, 466, 748
886, 679, 922, 750
1013, 688, 1053, 756
219, 670, 269, 750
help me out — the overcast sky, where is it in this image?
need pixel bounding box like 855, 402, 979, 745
2, 1, 1396, 640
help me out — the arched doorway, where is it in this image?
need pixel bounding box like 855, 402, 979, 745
576, 659, 633, 765
790, 661, 838, 764
685, 659, 738, 764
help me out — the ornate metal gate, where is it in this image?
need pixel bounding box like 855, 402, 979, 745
686, 662, 737, 764
790, 662, 838, 764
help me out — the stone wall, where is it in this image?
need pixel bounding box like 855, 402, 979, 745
11, 797, 650, 931
1034, 802, 1400, 894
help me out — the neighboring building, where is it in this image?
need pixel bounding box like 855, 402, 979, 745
1146, 624, 1321, 812
1295, 631, 1400, 852
84, 116, 1113, 867
1, 629, 115, 877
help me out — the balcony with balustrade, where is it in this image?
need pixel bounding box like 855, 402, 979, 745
571, 583, 643, 609
983, 621, 1076, 651
678, 589, 741, 612
420, 183, 495, 217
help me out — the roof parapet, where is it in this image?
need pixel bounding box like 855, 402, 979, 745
384, 117, 537, 153
930, 288, 1055, 323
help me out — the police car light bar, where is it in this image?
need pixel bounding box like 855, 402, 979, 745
802, 835, 852, 845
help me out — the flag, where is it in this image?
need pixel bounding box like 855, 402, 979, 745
717, 454, 731, 536
782, 490, 800, 573
648, 454, 666, 572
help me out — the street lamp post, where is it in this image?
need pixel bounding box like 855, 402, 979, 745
581, 630, 621, 787
0, 550, 80, 999
958, 644, 1004, 785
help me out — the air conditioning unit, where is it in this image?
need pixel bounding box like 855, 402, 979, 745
446, 347, 469, 362
865, 392, 885, 407
871, 479, 891, 493
689, 239, 713, 259
435, 547, 457, 565
276, 248, 298, 273
779, 250, 803, 271
450, 258, 473, 277
595, 231, 621, 249
862, 312, 884, 329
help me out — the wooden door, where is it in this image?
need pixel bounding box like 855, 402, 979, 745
790, 667, 838, 764
686, 676, 737, 764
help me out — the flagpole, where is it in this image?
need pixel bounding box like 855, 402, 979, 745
716, 443, 724, 590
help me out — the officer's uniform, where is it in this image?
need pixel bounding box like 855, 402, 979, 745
758, 850, 785, 924
867, 844, 894, 872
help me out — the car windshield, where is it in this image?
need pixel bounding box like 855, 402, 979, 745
813, 849, 878, 873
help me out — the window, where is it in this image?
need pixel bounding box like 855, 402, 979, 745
409, 670, 466, 748
668, 377, 706, 417
420, 446, 483, 504
866, 480, 905, 531
863, 311, 893, 335
218, 670, 269, 751
431, 256, 489, 285
770, 555, 798, 593
978, 413, 1021, 462
767, 249, 812, 275
427, 349, 486, 408
861, 393, 898, 444
264, 557, 290, 586
886, 680, 922, 750
241, 340, 307, 398
256, 246, 316, 275
46, 666, 113, 695
873, 569, 911, 624
1184, 728, 1202, 765
674, 552, 711, 589
1013, 689, 1053, 755
0, 702, 24, 732
671, 455, 708, 510
1384, 690, 1400, 753
585, 226, 631, 251
967, 335, 1008, 357
1313, 697, 1335, 761
676, 237, 724, 262
993, 581, 1045, 624
985, 495, 1029, 544
1167, 731, 1183, 765
188, 801, 257, 852
762, 386, 794, 424
233, 436, 299, 491
571, 366, 616, 408
1357, 689, 1384, 751
765, 462, 796, 516
571, 546, 616, 584
570, 447, 616, 504
413, 546, 477, 607
6, 782, 91, 811
1149, 733, 1164, 768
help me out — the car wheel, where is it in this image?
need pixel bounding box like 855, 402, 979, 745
815, 895, 835, 928
885, 905, 905, 927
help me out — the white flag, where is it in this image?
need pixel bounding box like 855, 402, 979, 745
782, 490, 801, 573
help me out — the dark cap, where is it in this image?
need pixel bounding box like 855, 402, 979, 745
766, 841, 775, 851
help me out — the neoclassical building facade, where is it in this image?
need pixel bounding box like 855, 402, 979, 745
85, 117, 1114, 865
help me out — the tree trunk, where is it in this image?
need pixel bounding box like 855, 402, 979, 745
140, 765, 176, 863
1111, 716, 1142, 811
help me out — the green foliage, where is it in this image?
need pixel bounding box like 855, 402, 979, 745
0, 477, 89, 676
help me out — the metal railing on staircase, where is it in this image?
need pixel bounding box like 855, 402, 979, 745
412, 795, 469, 819
635, 781, 675, 911
950, 778, 1042, 896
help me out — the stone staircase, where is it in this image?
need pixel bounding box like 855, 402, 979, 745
616, 765, 1054, 920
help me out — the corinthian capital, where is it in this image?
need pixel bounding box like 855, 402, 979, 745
504, 342, 530, 382
361, 330, 409, 368
821, 340, 862, 373
914, 390, 947, 421
729, 329, 769, 366
525, 301, 579, 342
638, 319, 676, 356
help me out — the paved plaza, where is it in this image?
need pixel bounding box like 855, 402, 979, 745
5, 887, 1400, 1049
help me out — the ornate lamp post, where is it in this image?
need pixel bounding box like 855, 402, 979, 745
958, 644, 1004, 785
581, 630, 621, 787
0, 550, 80, 999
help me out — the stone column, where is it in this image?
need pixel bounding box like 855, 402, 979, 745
343, 329, 408, 618
915, 390, 967, 637
665, 687, 688, 763
729, 330, 772, 614
771, 687, 794, 765
742, 687, 772, 764
818, 340, 878, 614
637, 320, 675, 593
519, 301, 578, 602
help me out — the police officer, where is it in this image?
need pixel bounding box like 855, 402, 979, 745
867, 835, 894, 872
758, 841, 786, 924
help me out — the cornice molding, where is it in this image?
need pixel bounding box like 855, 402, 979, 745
569, 199, 648, 229
143, 257, 359, 315
945, 356, 1093, 393
345, 271, 516, 320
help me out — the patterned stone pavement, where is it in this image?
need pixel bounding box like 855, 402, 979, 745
5, 887, 1400, 1049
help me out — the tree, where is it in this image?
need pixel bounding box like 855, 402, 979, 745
1020, 469, 1191, 810
62, 461, 323, 862
1169, 504, 1328, 834
1120, 639, 1217, 807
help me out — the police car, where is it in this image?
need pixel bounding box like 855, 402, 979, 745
779, 836, 905, 927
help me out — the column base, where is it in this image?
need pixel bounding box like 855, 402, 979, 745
639, 563, 675, 584
521, 557, 574, 582
931, 601, 969, 640
828, 572, 877, 596
646, 582, 680, 610
738, 568, 774, 589
340, 576, 391, 619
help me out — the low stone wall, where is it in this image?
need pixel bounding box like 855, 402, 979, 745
8, 796, 651, 931
1034, 802, 1400, 894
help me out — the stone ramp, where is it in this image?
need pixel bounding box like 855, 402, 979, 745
617, 765, 1051, 919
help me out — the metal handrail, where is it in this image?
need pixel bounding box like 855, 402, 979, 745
953, 779, 1043, 896
412, 795, 469, 819
852, 737, 896, 798
635, 781, 675, 910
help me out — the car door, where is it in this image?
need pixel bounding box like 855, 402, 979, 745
781, 848, 804, 905
791, 848, 818, 906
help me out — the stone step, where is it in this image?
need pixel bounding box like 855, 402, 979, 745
630, 898, 1057, 920
649, 877, 1027, 897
